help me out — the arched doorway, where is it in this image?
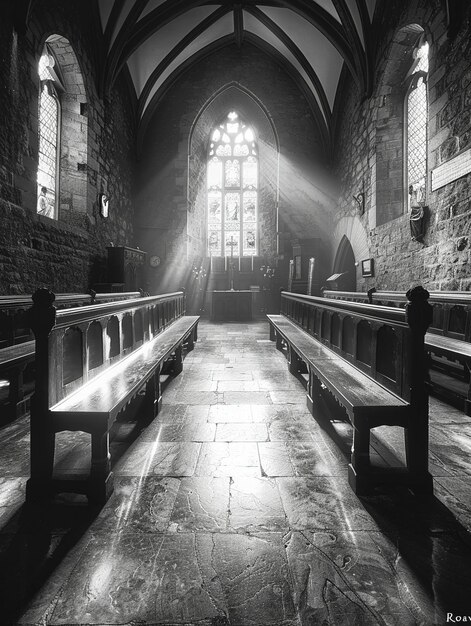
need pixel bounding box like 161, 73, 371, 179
333, 236, 356, 291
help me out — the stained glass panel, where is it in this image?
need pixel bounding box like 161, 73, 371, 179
207, 158, 222, 189
207, 111, 258, 255
37, 84, 58, 216
225, 160, 240, 187
242, 157, 257, 188
208, 191, 222, 222
414, 42, 429, 74
243, 230, 256, 256
208, 230, 221, 254
224, 232, 240, 256
216, 144, 231, 157
225, 193, 240, 222
234, 144, 249, 157
405, 39, 428, 214
408, 78, 427, 188
38, 53, 54, 81
243, 192, 257, 222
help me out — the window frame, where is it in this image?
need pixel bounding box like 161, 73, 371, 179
206, 112, 259, 257
403, 42, 429, 214
37, 45, 64, 220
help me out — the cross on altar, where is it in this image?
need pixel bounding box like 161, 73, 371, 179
226, 235, 237, 290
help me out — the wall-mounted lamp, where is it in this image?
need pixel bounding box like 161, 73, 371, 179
353, 191, 365, 215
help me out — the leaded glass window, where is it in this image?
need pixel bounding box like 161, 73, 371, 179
406, 41, 428, 209
207, 111, 258, 256
37, 46, 61, 218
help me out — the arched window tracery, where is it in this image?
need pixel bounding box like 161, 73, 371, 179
406, 40, 429, 210
37, 44, 64, 218
207, 111, 258, 257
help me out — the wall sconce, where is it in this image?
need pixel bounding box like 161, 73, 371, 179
99, 193, 109, 218
353, 191, 365, 215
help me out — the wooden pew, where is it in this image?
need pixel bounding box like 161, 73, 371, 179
0, 291, 142, 348
323, 289, 471, 414
268, 288, 433, 496
0, 292, 143, 422
26, 289, 199, 505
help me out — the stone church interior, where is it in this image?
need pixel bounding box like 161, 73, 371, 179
2, 0, 471, 623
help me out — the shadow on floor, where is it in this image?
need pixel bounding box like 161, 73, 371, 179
309, 384, 471, 617
0, 499, 99, 622
0, 415, 146, 623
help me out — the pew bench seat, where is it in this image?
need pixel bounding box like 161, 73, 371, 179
0, 340, 35, 421
267, 314, 431, 495
27, 315, 199, 505
425, 333, 471, 414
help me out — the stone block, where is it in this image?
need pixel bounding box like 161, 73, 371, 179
438, 97, 462, 128
429, 126, 452, 153
439, 136, 460, 163
429, 92, 448, 119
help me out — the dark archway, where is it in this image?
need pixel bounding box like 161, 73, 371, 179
333, 235, 356, 291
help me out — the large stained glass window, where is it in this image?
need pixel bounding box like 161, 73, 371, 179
207, 111, 258, 256
37, 46, 61, 218
406, 41, 428, 209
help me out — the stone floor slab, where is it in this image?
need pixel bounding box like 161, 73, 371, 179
114, 441, 201, 477
168, 477, 230, 532
277, 476, 378, 531
195, 442, 261, 477
92, 476, 180, 533
216, 422, 269, 442
229, 477, 288, 532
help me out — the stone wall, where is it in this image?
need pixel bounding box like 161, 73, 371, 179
0, 1, 136, 295
333, 0, 471, 292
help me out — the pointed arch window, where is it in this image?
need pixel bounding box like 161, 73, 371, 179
405, 40, 429, 210
37, 44, 63, 218
207, 111, 258, 257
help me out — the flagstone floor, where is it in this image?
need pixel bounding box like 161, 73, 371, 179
1, 320, 471, 625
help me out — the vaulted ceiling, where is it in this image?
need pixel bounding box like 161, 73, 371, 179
98, 0, 378, 146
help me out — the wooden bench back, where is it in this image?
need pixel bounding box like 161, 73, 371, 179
373, 291, 471, 342
0, 292, 142, 348
29, 291, 185, 408
322, 289, 371, 304
282, 291, 421, 401
323, 289, 471, 342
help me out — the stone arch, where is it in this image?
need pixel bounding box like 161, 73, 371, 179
332, 235, 356, 291
332, 215, 369, 288
40, 34, 89, 221
187, 83, 279, 262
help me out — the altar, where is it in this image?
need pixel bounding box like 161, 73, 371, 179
210, 290, 253, 321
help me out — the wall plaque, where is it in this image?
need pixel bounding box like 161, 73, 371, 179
431, 148, 471, 191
